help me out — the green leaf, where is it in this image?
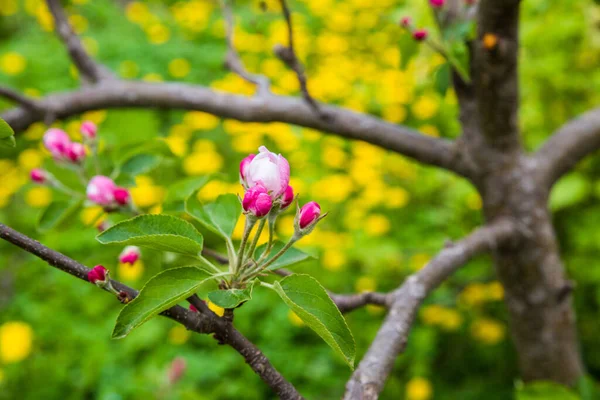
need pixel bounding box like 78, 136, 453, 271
208, 283, 254, 308
37, 200, 83, 232
448, 41, 471, 82
97, 214, 204, 256
399, 32, 418, 69
273, 274, 355, 368
112, 267, 212, 339
119, 153, 161, 177
164, 176, 211, 205
434, 63, 451, 96
516, 381, 580, 400
256, 241, 313, 271
186, 193, 241, 239
0, 118, 15, 148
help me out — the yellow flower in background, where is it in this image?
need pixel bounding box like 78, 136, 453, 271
119, 260, 145, 281
406, 377, 433, 400
321, 144, 347, 169
410, 253, 430, 272
0, 321, 33, 364
288, 311, 304, 327
412, 94, 440, 120
422, 305, 463, 331
311, 174, 354, 203
168, 58, 191, 78
126, 1, 150, 25
164, 136, 188, 157
82, 110, 107, 125
322, 249, 347, 271
24, 88, 41, 98
208, 301, 225, 317
36, 3, 54, 31
184, 111, 219, 131
471, 318, 506, 345
419, 124, 440, 138
1, 52, 26, 76
17, 149, 44, 170
168, 325, 191, 345
0, 0, 18, 16
386, 187, 410, 209
130, 176, 165, 208
197, 180, 238, 202
364, 214, 391, 237
183, 151, 223, 176
487, 281, 504, 301
119, 60, 140, 79
80, 206, 105, 227
355, 276, 376, 293
459, 283, 487, 306
23, 121, 46, 139
142, 73, 163, 82
25, 187, 52, 208
277, 215, 295, 237
0, 367, 4, 383
82, 37, 98, 56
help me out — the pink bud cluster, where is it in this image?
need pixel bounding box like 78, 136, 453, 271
86, 175, 131, 208
399, 16, 429, 42
239, 146, 294, 218
43, 123, 96, 164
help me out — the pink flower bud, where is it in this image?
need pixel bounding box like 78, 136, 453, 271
299, 201, 321, 229
88, 265, 108, 284
239, 154, 255, 187
189, 304, 199, 313
66, 142, 86, 163
43, 128, 71, 159
430, 0, 445, 7
113, 187, 130, 206
30, 168, 48, 184
119, 246, 141, 265
87, 175, 116, 206
413, 29, 428, 41
167, 357, 187, 385
281, 185, 294, 210
80, 121, 97, 139
400, 17, 412, 28
242, 146, 290, 199
242, 185, 273, 218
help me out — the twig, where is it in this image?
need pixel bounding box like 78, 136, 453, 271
274, 0, 324, 117
343, 219, 517, 400
0, 86, 42, 111
0, 222, 303, 399
46, 0, 113, 83
220, 0, 270, 96
1, 81, 476, 180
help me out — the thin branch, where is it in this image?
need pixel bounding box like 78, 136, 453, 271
0, 222, 303, 399
0, 86, 43, 111
534, 107, 600, 187
343, 219, 517, 400
274, 0, 323, 117
220, 0, 270, 95
46, 0, 112, 83
1, 81, 475, 179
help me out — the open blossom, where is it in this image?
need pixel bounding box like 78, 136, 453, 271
80, 121, 97, 139
30, 169, 48, 184
299, 201, 321, 229
281, 185, 294, 210
87, 175, 117, 206
119, 246, 141, 265
88, 265, 108, 284
242, 185, 273, 218
240, 146, 290, 199
66, 142, 86, 163
43, 128, 71, 159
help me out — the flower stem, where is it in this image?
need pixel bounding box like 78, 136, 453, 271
258, 235, 298, 271
257, 216, 276, 264
246, 218, 266, 259
235, 216, 256, 275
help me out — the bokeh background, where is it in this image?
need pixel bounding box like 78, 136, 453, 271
1, 0, 600, 399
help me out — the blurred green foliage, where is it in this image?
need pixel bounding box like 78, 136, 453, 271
1, 0, 600, 399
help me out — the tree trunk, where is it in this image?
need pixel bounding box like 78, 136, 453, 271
480, 156, 584, 385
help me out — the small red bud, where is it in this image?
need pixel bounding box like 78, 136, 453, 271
88, 265, 108, 284
400, 17, 412, 28
113, 187, 130, 206
413, 29, 428, 41
30, 169, 47, 184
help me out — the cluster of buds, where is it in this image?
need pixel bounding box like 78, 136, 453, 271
43, 127, 87, 164
400, 17, 428, 42
86, 175, 131, 210
239, 146, 322, 233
